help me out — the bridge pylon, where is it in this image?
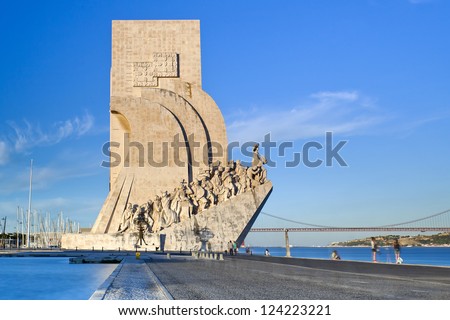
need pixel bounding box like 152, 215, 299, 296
285, 229, 291, 258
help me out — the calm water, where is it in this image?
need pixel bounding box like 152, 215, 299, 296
250, 246, 450, 267
0, 257, 117, 300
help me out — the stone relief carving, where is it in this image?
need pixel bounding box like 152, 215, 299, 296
249, 143, 267, 186
133, 52, 179, 87
160, 191, 179, 227
117, 146, 270, 235
184, 82, 192, 98
118, 203, 137, 233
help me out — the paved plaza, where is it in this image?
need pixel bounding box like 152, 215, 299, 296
146, 254, 450, 300
3, 250, 449, 299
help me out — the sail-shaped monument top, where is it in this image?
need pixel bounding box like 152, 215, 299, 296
111, 20, 202, 95
102, 20, 229, 225
62, 20, 272, 251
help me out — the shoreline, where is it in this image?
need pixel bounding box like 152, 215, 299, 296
247, 244, 450, 248
2, 247, 450, 267
2, 244, 450, 256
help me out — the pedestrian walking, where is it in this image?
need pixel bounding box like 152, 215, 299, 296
393, 239, 403, 264
227, 240, 233, 255
371, 237, 378, 262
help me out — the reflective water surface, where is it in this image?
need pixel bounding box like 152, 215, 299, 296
251, 246, 450, 267
0, 257, 117, 300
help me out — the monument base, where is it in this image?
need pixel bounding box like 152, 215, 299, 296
62, 182, 272, 251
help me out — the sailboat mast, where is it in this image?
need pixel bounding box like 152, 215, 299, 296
27, 159, 33, 248
16, 206, 19, 248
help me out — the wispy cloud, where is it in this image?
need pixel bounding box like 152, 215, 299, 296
227, 90, 385, 143
0, 164, 98, 195
0, 112, 94, 165
389, 114, 449, 138
7, 111, 94, 153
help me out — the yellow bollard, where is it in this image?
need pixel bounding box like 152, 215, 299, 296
135, 252, 141, 260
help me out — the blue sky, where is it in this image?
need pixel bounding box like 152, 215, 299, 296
0, 0, 449, 246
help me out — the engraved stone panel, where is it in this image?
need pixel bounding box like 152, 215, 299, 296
153, 52, 178, 77
133, 52, 179, 87
133, 62, 157, 86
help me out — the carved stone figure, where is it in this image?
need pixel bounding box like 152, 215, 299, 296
134, 206, 153, 234
118, 203, 137, 233
144, 200, 154, 231
211, 170, 222, 192
191, 179, 209, 212
235, 160, 248, 191
252, 143, 267, 167
133, 208, 150, 246
173, 181, 194, 222
248, 143, 268, 186
233, 174, 243, 195
202, 176, 217, 206
197, 167, 211, 181
247, 164, 264, 187
151, 196, 163, 233
222, 169, 237, 198
161, 191, 179, 227
215, 182, 229, 203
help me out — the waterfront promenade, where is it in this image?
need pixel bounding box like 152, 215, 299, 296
91, 256, 173, 300
145, 253, 450, 299
2, 250, 450, 299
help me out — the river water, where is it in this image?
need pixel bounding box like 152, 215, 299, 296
250, 246, 450, 267
0, 257, 117, 300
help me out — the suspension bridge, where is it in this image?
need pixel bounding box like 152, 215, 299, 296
250, 208, 450, 233
249, 209, 450, 257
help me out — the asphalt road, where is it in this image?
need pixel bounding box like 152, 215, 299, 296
146, 254, 450, 299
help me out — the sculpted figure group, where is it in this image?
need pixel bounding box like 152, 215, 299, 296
117, 144, 268, 234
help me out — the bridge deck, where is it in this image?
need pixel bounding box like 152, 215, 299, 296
250, 227, 450, 232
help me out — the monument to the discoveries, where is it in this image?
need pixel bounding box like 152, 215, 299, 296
62, 20, 272, 251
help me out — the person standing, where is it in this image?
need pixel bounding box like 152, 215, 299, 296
371, 237, 378, 262
232, 241, 237, 255
393, 239, 402, 264
331, 250, 341, 260
227, 240, 233, 255
265, 248, 270, 256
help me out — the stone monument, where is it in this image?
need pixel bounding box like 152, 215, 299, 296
62, 20, 272, 251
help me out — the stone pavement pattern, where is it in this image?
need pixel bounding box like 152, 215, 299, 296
146, 255, 450, 299
103, 257, 171, 300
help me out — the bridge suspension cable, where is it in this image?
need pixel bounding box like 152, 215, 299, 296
260, 208, 450, 229
261, 212, 333, 228
378, 208, 450, 228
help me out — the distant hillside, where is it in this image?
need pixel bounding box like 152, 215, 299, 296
330, 232, 450, 247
